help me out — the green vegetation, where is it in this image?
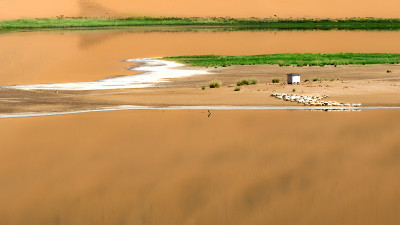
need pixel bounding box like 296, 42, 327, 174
313, 77, 319, 82
236, 78, 258, 86
272, 78, 280, 83
250, 78, 258, 85
0, 17, 399, 31
209, 80, 222, 88
201, 85, 206, 90
330, 78, 336, 82
163, 53, 400, 67
292, 88, 296, 92
234, 86, 241, 91
387, 70, 392, 73
236, 79, 250, 86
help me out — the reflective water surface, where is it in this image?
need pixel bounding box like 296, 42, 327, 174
0, 110, 400, 225
1, 0, 399, 19
1, 29, 400, 86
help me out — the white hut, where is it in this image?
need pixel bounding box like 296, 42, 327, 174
287, 73, 301, 84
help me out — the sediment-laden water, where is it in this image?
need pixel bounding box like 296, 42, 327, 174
1, 29, 400, 86
0, 110, 400, 225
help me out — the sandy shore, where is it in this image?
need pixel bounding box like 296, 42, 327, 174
1, 64, 399, 115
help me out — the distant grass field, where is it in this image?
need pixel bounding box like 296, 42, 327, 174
0, 17, 399, 30
162, 53, 400, 67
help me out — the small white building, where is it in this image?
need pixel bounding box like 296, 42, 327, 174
287, 73, 301, 84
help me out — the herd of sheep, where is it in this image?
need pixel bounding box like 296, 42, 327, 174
270, 93, 362, 107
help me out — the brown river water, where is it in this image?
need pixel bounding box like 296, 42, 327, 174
1, 29, 400, 86
0, 110, 400, 225
0, 0, 399, 19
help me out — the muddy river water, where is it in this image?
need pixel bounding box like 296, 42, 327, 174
1, 110, 400, 225
1, 29, 400, 86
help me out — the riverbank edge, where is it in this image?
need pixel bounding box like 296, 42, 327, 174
1, 17, 399, 31
2, 106, 400, 119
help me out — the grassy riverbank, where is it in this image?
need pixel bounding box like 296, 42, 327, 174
163, 53, 400, 67
0, 17, 399, 30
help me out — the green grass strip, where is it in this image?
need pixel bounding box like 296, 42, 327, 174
0, 17, 399, 30
162, 53, 400, 67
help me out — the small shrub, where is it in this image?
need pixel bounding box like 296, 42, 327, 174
250, 78, 258, 85
237, 78, 258, 86
324, 78, 328, 81
236, 79, 250, 86
312, 77, 319, 82
330, 78, 335, 82
292, 88, 296, 92
272, 78, 280, 83
387, 70, 392, 73
209, 80, 222, 88
234, 86, 241, 91
201, 86, 205, 90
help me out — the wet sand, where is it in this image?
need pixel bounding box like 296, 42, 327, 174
1, 64, 399, 115
1, 110, 400, 225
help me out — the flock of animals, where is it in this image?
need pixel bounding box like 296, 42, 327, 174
270, 93, 362, 107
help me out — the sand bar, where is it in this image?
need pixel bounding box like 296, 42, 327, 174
1, 63, 400, 116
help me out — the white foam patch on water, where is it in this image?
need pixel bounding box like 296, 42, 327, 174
3, 58, 209, 91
